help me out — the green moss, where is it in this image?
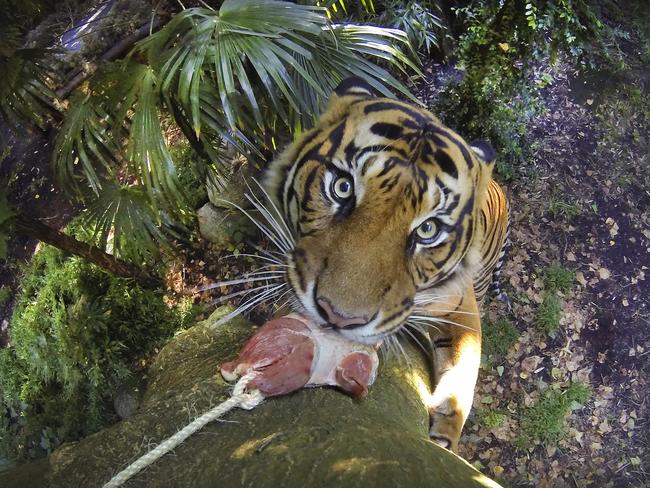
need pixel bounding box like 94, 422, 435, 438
535, 294, 562, 336
0, 310, 501, 488
0, 245, 196, 460
169, 138, 208, 211
483, 318, 519, 357
543, 264, 575, 293
478, 409, 508, 429
517, 382, 590, 448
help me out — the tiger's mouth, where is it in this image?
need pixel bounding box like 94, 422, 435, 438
291, 280, 406, 347
337, 327, 393, 347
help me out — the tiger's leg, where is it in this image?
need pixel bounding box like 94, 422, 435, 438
425, 289, 481, 452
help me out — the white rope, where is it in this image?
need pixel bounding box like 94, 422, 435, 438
103, 373, 264, 488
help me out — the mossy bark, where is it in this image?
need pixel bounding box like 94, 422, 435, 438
0, 310, 501, 488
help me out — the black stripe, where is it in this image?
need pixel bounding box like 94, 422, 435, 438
363, 101, 428, 125
344, 140, 358, 164
371, 122, 404, 140
377, 306, 410, 331
432, 191, 475, 268
429, 125, 474, 169
430, 134, 448, 149
301, 166, 319, 211
277, 130, 320, 205
377, 158, 398, 178
379, 173, 401, 192
292, 249, 308, 293
327, 121, 346, 157
435, 149, 458, 179
446, 193, 460, 213
286, 153, 331, 212
358, 144, 409, 160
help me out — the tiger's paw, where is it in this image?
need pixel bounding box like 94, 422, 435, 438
428, 396, 464, 453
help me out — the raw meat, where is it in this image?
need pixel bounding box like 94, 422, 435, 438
220, 314, 379, 399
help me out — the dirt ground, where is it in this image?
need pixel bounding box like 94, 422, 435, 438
447, 59, 650, 487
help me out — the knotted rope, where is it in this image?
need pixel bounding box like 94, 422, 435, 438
103, 372, 263, 488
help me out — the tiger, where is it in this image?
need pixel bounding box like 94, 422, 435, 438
263, 77, 510, 452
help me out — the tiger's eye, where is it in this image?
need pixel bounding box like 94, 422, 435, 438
332, 176, 354, 201
415, 219, 438, 243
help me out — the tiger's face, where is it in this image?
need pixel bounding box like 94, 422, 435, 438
264, 78, 495, 344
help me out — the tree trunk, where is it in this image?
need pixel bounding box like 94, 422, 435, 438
3, 213, 159, 287
0, 310, 502, 488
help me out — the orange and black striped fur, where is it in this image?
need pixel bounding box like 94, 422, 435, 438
264, 78, 510, 452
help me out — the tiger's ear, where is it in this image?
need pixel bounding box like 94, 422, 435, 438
333, 77, 376, 98
470, 140, 496, 166
320, 77, 376, 124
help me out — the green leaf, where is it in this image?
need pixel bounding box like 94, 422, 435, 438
81, 183, 178, 264
124, 66, 186, 212
0, 47, 59, 130
52, 93, 120, 197
134, 1, 419, 151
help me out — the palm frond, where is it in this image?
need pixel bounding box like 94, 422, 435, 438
55, 61, 189, 213
295, 22, 423, 128
123, 65, 186, 212
81, 183, 177, 263
52, 93, 119, 197
0, 48, 58, 129
318, 0, 375, 21
136, 2, 327, 137
135, 1, 419, 152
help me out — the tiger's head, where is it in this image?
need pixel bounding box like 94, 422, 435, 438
264, 78, 495, 344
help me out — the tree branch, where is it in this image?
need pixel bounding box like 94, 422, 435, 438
3, 213, 160, 288
55, 14, 169, 100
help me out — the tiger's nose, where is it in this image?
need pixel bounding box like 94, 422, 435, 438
316, 297, 368, 329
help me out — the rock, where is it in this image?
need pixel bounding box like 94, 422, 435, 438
0, 309, 502, 488
113, 387, 140, 420
196, 203, 254, 246
206, 161, 253, 208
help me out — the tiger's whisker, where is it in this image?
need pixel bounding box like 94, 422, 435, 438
212, 284, 287, 327
197, 273, 285, 291
250, 178, 296, 243
245, 180, 295, 246
413, 293, 463, 302
412, 308, 479, 317
208, 283, 284, 306
247, 186, 295, 250
245, 192, 294, 253
219, 253, 289, 267
253, 245, 288, 262
408, 319, 442, 335
214, 197, 290, 254
271, 287, 294, 310
394, 333, 413, 368
401, 324, 431, 356
409, 315, 475, 332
